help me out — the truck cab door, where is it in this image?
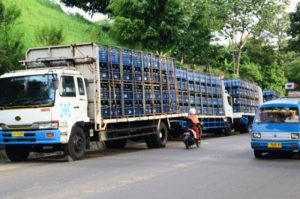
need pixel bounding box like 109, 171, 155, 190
59, 75, 88, 125
75, 76, 88, 122
223, 92, 233, 118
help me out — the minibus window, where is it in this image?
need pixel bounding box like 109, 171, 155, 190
257, 107, 299, 123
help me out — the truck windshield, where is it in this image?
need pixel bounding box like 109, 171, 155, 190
255, 106, 299, 123
0, 74, 57, 108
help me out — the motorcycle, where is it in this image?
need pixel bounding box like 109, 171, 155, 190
182, 127, 200, 149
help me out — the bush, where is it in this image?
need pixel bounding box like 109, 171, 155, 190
35, 25, 64, 46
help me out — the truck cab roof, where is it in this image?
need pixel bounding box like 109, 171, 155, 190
0, 67, 81, 78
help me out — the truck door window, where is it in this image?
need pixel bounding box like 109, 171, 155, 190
227, 96, 232, 106
61, 76, 76, 97
77, 77, 85, 95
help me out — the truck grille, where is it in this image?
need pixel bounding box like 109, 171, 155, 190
2, 133, 36, 143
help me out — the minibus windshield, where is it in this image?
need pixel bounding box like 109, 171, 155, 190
255, 106, 299, 123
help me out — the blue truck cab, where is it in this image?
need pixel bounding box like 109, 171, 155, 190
251, 98, 300, 158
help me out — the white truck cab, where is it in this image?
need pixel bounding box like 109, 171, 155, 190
0, 67, 90, 161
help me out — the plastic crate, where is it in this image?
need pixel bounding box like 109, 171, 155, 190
161, 58, 167, 71
188, 72, 194, 81
134, 69, 142, 82
132, 52, 142, 67
109, 48, 120, 65
153, 72, 160, 83
122, 49, 132, 66
151, 56, 159, 69
143, 54, 150, 68
99, 46, 108, 63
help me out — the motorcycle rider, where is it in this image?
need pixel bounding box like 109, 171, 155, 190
187, 108, 201, 142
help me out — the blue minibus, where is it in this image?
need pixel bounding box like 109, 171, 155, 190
251, 98, 300, 158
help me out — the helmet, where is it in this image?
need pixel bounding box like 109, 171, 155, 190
189, 108, 196, 115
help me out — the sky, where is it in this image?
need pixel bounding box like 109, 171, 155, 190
51, 0, 107, 22
288, 0, 300, 12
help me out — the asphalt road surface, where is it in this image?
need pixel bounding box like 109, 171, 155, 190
0, 134, 300, 199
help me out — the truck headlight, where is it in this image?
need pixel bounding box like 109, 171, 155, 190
291, 133, 299, 139
252, 132, 261, 139
35, 121, 59, 129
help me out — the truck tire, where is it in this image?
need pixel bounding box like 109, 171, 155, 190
224, 119, 233, 136
105, 139, 127, 149
254, 150, 263, 158
5, 145, 30, 162
64, 126, 86, 161
145, 122, 168, 148
240, 124, 251, 134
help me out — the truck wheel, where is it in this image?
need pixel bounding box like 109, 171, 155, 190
254, 150, 263, 158
224, 119, 233, 136
105, 139, 127, 149
240, 124, 250, 134
64, 126, 86, 161
145, 122, 168, 148
5, 145, 30, 162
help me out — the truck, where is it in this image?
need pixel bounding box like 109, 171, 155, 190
173, 71, 263, 136
0, 43, 263, 161
263, 89, 281, 102
224, 79, 263, 133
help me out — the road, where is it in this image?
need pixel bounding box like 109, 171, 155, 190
0, 134, 300, 199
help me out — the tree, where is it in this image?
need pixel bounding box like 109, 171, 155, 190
284, 58, 300, 83
240, 62, 263, 84
35, 25, 64, 46
262, 63, 287, 95
0, 1, 23, 74
174, 0, 222, 66
61, 0, 110, 14
108, 0, 185, 54
243, 38, 276, 67
216, 0, 288, 76
288, 3, 300, 52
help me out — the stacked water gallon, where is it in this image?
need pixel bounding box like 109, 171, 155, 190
263, 89, 280, 102
99, 45, 177, 118
224, 79, 260, 113
176, 69, 224, 115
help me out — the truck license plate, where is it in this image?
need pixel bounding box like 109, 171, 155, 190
12, 131, 24, 137
267, 142, 282, 148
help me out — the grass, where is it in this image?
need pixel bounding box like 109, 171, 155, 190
2, 0, 116, 48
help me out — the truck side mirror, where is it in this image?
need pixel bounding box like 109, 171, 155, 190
84, 78, 89, 88
53, 78, 58, 89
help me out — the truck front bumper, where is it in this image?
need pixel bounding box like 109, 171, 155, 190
251, 139, 300, 152
0, 129, 61, 145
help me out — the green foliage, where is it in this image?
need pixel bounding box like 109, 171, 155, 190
284, 58, 300, 83
2, 0, 116, 48
288, 3, 300, 52
240, 62, 263, 84
0, 1, 24, 74
38, 0, 64, 12
35, 25, 64, 46
108, 0, 185, 54
262, 64, 287, 95
216, 0, 288, 76
243, 38, 276, 67
174, 0, 222, 65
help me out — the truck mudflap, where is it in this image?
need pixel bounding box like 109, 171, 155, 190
0, 129, 61, 145
251, 140, 300, 151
